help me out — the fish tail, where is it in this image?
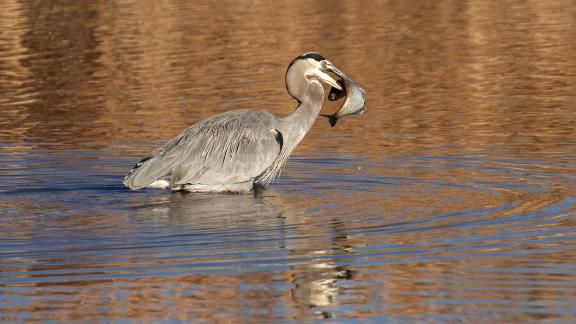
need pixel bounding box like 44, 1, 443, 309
320, 114, 338, 127
328, 116, 337, 127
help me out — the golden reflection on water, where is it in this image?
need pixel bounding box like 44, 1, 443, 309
1, 0, 576, 322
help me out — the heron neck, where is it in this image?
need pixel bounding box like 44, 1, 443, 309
282, 82, 325, 141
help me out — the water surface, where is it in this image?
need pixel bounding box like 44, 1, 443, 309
1, 0, 576, 322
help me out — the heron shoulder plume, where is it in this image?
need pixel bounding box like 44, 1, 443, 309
123, 109, 279, 190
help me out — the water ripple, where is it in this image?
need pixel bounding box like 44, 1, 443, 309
2, 0, 576, 321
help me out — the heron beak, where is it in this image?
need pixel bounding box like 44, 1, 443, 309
311, 68, 342, 91
322, 61, 346, 78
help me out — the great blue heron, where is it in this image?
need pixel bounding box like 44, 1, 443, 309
123, 53, 343, 193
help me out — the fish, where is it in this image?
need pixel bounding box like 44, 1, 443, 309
320, 71, 367, 127
328, 80, 347, 101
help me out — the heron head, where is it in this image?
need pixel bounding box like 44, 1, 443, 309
285, 52, 342, 101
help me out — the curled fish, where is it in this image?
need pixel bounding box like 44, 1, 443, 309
320, 68, 366, 127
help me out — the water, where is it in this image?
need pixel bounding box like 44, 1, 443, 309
1, 0, 575, 321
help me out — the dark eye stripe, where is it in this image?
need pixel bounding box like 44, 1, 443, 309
299, 52, 325, 62
287, 52, 325, 69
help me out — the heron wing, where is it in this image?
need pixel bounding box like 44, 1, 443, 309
123, 109, 282, 190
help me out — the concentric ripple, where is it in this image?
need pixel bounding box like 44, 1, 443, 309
1, 148, 575, 321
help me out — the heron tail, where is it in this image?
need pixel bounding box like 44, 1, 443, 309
123, 154, 174, 190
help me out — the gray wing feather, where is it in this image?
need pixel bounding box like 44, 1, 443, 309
123, 109, 281, 190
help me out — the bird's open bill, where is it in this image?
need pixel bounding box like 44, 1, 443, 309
322, 61, 346, 80
311, 66, 342, 91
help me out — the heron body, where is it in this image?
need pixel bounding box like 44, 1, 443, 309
123, 53, 342, 193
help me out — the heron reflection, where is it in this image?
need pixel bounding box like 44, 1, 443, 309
128, 192, 358, 318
